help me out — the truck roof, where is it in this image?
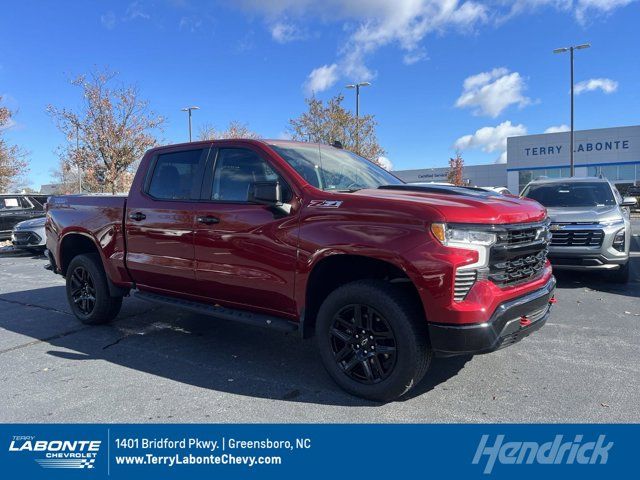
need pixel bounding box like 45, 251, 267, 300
147, 138, 335, 153
527, 176, 610, 185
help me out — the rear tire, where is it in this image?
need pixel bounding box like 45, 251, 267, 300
316, 280, 431, 402
66, 253, 122, 324
608, 261, 630, 284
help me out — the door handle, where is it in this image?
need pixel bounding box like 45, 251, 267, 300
197, 215, 220, 225
128, 212, 146, 221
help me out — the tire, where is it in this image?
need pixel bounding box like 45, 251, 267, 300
608, 261, 630, 284
316, 280, 431, 402
66, 253, 122, 324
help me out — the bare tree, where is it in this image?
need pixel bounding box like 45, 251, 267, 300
447, 150, 465, 186
198, 120, 260, 140
0, 97, 29, 192
288, 94, 385, 164
47, 69, 164, 194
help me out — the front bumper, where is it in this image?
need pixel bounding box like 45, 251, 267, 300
428, 276, 556, 356
11, 230, 45, 248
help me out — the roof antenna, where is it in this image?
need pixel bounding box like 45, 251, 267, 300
331, 140, 343, 149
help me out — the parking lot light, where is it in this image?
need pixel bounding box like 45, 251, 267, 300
553, 43, 591, 177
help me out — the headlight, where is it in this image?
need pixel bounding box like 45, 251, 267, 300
613, 227, 625, 252
600, 219, 625, 228
430, 223, 497, 247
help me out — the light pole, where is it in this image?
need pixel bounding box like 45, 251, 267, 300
345, 82, 370, 153
553, 43, 590, 177
181, 106, 200, 142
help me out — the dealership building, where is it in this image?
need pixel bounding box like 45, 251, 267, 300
394, 125, 640, 194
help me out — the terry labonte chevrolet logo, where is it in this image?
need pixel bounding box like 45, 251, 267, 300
9, 435, 100, 469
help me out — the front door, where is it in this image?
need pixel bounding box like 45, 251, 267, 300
125, 146, 210, 295
193, 146, 299, 317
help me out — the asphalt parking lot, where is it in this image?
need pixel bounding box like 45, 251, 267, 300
1, 221, 639, 423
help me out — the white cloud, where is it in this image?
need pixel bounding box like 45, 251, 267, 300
238, 1, 488, 93
575, 0, 636, 23
305, 64, 339, 94
270, 22, 306, 43
233, 0, 636, 93
100, 11, 116, 29
377, 156, 393, 171
455, 68, 531, 117
574, 78, 619, 95
544, 124, 570, 133
454, 121, 527, 163
124, 1, 151, 21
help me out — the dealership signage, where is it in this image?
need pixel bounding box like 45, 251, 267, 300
524, 140, 630, 157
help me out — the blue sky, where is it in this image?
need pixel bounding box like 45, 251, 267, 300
1, 0, 639, 189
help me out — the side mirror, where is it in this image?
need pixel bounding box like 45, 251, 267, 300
249, 181, 282, 206
621, 196, 637, 207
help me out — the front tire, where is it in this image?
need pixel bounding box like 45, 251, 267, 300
316, 280, 431, 402
66, 253, 122, 324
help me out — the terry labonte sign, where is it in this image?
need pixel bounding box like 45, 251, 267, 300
507, 125, 640, 169
524, 139, 630, 157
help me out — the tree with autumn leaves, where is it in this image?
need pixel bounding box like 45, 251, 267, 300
48, 70, 165, 194
447, 151, 465, 186
288, 94, 385, 165
0, 98, 29, 192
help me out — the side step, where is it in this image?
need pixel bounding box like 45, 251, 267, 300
133, 290, 299, 333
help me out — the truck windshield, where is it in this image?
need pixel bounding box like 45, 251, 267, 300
523, 182, 616, 207
269, 143, 403, 191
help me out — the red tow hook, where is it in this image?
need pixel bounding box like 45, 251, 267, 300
549, 296, 557, 305
519, 316, 532, 327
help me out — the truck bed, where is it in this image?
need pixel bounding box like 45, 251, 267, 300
46, 194, 130, 286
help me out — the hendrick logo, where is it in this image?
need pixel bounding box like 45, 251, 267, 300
472, 434, 613, 474
9, 436, 101, 469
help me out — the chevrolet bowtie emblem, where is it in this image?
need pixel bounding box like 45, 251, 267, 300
550, 224, 563, 231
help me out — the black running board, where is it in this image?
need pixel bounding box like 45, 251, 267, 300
134, 290, 299, 333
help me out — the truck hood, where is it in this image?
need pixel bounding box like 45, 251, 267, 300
546, 205, 620, 224
353, 186, 547, 224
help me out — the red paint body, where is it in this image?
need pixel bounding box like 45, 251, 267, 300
46, 139, 552, 327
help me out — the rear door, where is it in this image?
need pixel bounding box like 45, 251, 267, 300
192, 146, 299, 316
125, 145, 211, 295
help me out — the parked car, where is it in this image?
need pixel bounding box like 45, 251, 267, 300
11, 216, 46, 252
479, 186, 512, 195
46, 140, 555, 401
521, 177, 637, 282
0, 194, 48, 240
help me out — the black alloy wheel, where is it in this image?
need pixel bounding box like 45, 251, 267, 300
329, 304, 397, 384
69, 265, 97, 315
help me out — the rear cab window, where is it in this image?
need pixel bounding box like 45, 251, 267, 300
146, 149, 208, 200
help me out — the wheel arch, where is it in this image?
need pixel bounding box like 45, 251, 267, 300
300, 253, 425, 338
58, 231, 128, 297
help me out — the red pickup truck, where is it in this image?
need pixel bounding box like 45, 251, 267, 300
46, 139, 555, 401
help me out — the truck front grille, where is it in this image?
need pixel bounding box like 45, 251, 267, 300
488, 222, 549, 287
550, 228, 604, 247
454, 269, 477, 302
488, 250, 547, 286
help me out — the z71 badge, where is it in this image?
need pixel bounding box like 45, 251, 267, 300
309, 200, 343, 208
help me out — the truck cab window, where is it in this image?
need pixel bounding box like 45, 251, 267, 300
147, 149, 205, 200
211, 148, 291, 202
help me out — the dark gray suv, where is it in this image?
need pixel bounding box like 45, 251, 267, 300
522, 177, 637, 283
